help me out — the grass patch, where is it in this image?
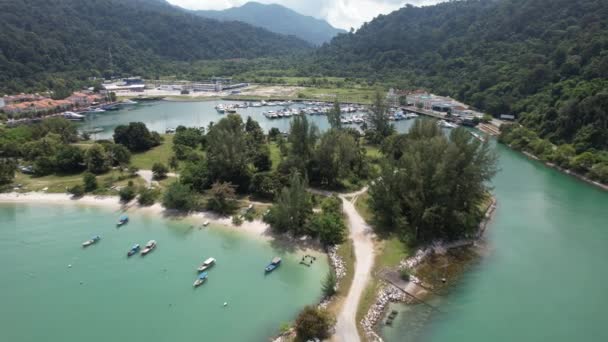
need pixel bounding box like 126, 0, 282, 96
268, 142, 282, 171
325, 239, 356, 317
13, 170, 144, 195
354, 193, 373, 224
131, 135, 174, 170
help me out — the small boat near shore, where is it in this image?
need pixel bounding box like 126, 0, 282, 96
202, 221, 210, 227
82, 235, 101, 247
141, 240, 157, 256
265, 257, 282, 273
193, 272, 208, 287
438, 120, 457, 129
197, 257, 216, 272
127, 244, 140, 257
117, 215, 129, 227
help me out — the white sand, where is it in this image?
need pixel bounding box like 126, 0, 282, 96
0, 192, 270, 238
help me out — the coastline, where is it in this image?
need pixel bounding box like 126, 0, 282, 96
0, 192, 271, 239
519, 150, 608, 192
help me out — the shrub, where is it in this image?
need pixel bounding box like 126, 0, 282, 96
137, 187, 159, 206
400, 268, 411, 281
162, 182, 198, 211
68, 184, 85, 198
232, 215, 243, 226
321, 271, 337, 297
119, 185, 136, 203
82, 172, 98, 192
294, 306, 333, 341
152, 162, 168, 180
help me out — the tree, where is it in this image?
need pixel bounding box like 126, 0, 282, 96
321, 271, 337, 297
0, 158, 16, 185
245, 116, 265, 144
85, 144, 110, 174
205, 115, 252, 191
366, 90, 394, 144
252, 143, 272, 172
105, 143, 131, 167
264, 172, 313, 235
55, 145, 85, 173
369, 120, 497, 243
82, 172, 97, 192
268, 127, 281, 141
169, 155, 179, 170
173, 126, 203, 148
113, 122, 160, 152
138, 187, 159, 206
180, 160, 210, 192
327, 99, 342, 130
294, 306, 333, 341
162, 182, 198, 211
308, 212, 346, 245
249, 172, 278, 200
312, 129, 362, 187
152, 162, 168, 180
206, 182, 237, 215
119, 183, 136, 203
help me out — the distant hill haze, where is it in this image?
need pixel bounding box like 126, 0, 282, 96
194, 2, 346, 45
0, 0, 311, 93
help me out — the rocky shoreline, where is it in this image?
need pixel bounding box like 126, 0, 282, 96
360, 196, 497, 342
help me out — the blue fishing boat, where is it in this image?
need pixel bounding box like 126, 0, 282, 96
117, 215, 129, 227
127, 244, 140, 257
265, 257, 282, 273
193, 272, 208, 287
82, 235, 101, 247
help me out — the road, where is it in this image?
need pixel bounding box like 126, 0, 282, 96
334, 189, 375, 342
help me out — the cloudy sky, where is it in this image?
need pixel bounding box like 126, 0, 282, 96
166, 0, 443, 30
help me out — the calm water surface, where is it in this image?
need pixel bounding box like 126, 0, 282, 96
382, 145, 608, 341
79, 100, 416, 139
0, 204, 328, 342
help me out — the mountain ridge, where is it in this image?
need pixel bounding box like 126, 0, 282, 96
194, 2, 346, 45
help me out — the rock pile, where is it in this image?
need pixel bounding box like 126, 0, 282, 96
360, 285, 407, 342
318, 245, 347, 309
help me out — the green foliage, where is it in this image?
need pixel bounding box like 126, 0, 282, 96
206, 115, 252, 191
152, 162, 169, 180
105, 143, 131, 167
327, 100, 342, 130
311, 129, 364, 188
55, 145, 85, 174
113, 122, 160, 152
119, 185, 136, 203
0, 158, 17, 185
308, 212, 346, 246
310, 0, 608, 153
173, 126, 203, 149
232, 215, 243, 226
321, 271, 337, 297
268, 128, 281, 141
0, 0, 310, 94
249, 171, 278, 200
206, 182, 237, 215
162, 182, 198, 211
85, 144, 110, 174
286, 115, 318, 172
264, 172, 313, 234
369, 120, 498, 243
294, 306, 333, 341
68, 184, 85, 198
399, 268, 411, 281
137, 187, 159, 206
366, 91, 394, 144
180, 160, 210, 192
82, 172, 97, 192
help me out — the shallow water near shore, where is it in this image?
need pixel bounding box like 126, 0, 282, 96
381, 144, 608, 341
0, 203, 328, 342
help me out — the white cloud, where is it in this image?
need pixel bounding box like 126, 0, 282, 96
166, 0, 444, 30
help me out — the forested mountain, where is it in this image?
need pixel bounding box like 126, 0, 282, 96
311, 0, 608, 152
0, 0, 310, 93
194, 2, 345, 45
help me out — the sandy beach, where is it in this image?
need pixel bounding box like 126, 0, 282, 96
0, 192, 270, 238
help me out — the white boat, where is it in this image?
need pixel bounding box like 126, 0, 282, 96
121, 99, 138, 105
438, 120, 457, 129
202, 221, 210, 227
197, 257, 216, 272
225, 106, 237, 114
141, 240, 157, 256
62, 111, 85, 121
215, 104, 226, 113
251, 102, 262, 108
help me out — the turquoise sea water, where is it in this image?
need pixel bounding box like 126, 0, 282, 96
0, 204, 328, 342
381, 145, 608, 341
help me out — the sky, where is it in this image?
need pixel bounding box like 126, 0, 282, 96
166, 0, 443, 30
